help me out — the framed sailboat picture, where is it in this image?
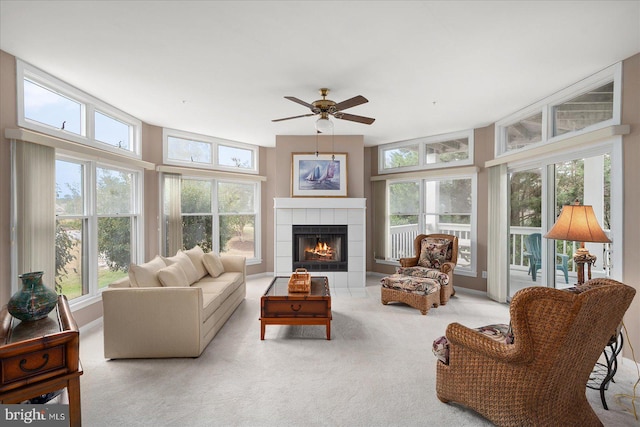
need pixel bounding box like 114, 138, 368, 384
291, 153, 348, 197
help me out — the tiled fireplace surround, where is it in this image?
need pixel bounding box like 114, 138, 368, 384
274, 198, 366, 290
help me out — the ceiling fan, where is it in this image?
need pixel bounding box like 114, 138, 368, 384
272, 88, 375, 129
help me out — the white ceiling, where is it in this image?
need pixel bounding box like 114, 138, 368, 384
1, 1, 639, 147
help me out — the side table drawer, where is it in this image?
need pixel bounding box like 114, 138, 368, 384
262, 300, 329, 317
1, 345, 65, 385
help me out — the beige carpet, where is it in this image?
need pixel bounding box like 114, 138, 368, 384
78, 275, 640, 426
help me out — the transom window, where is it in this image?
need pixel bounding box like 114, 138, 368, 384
379, 130, 474, 174
496, 63, 621, 156
17, 59, 142, 158
552, 82, 614, 136
163, 128, 258, 173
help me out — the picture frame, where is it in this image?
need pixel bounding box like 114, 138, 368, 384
291, 153, 348, 197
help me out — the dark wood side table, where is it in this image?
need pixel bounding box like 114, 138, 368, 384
0, 295, 82, 427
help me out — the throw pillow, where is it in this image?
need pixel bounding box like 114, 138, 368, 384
184, 245, 207, 280
157, 263, 190, 287
418, 238, 451, 269
162, 251, 200, 285
202, 252, 225, 278
128, 256, 166, 287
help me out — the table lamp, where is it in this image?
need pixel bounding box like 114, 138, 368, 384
544, 199, 611, 284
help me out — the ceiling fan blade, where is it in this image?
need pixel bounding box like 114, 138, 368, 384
334, 112, 375, 125
272, 113, 316, 122
284, 96, 315, 110
334, 95, 368, 111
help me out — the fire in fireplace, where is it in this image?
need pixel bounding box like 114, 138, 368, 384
292, 225, 348, 272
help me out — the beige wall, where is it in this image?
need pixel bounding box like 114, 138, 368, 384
621, 53, 640, 360
269, 135, 365, 198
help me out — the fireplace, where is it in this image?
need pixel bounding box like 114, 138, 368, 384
292, 225, 348, 272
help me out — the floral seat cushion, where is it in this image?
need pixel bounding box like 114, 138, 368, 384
380, 274, 440, 296
396, 266, 449, 286
433, 323, 514, 365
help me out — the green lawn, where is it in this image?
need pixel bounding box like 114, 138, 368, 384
59, 269, 127, 300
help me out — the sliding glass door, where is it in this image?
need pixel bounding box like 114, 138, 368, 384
508, 167, 543, 298
507, 151, 614, 299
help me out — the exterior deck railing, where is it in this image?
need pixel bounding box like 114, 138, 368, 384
389, 224, 610, 275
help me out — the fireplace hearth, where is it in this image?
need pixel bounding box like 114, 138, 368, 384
292, 225, 348, 272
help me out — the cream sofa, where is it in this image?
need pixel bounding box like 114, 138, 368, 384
102, 246, 246, 359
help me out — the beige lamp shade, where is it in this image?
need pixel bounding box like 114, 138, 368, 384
544, 204, 611, 243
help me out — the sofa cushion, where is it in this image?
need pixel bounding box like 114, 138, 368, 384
184, 245, 208, 280
129, 255, 166, 287
157, 263, 190, 287
202, 252, 225, 278
193, 273, 244, 321
418, 238, 452, 269
163, 251, 200, 284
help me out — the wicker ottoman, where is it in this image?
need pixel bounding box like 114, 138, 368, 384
380, 274, 441, 315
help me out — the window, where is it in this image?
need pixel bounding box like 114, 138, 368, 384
386, 175, 476, 275
552, 82, 614, 136
17, 59, 142, 157
24, 78, 83, 135
162, 175, 261, 263
167, 136, 213, 165
95, 111, 132, 150
181, 179, 213, 252
496, 63, 621, 156
379, 130, 474, 173
55, 158, 142, 301
163, 128, 258, 173
218, 181, 257, 258
218, 144, 255, 170
505, 112, 543, 151
382, 145, 419, 170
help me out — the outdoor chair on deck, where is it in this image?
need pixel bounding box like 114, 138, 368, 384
524, 232, 569, 284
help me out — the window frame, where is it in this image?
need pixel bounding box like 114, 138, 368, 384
495, 62, 622, 157
55, 154, 144, 308
17, 59, 142, 158
163, 128, 259, 174
161, 174, 262, 265
378, 129, 474, 174
382, 172, 477, 277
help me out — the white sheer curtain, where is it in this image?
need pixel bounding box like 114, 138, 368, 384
487, 164, 509, 302
164, 173, 183, 256
13, 140, 56, 288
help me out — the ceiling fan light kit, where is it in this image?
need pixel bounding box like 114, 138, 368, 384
315, 116, 334, 133
273, 88, 375, 128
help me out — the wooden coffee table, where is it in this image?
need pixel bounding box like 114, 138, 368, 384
260, 276, 331, 340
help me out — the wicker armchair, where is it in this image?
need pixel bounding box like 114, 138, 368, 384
398, 233, 458, 304
435, 278, 636, 427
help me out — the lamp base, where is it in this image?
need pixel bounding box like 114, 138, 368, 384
573, 251, 597, 285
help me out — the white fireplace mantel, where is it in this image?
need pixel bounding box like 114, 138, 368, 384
274, 198, 366, 210
273, 198, 366, 289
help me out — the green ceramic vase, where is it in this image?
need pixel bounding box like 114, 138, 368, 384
7, 271, 58, 322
